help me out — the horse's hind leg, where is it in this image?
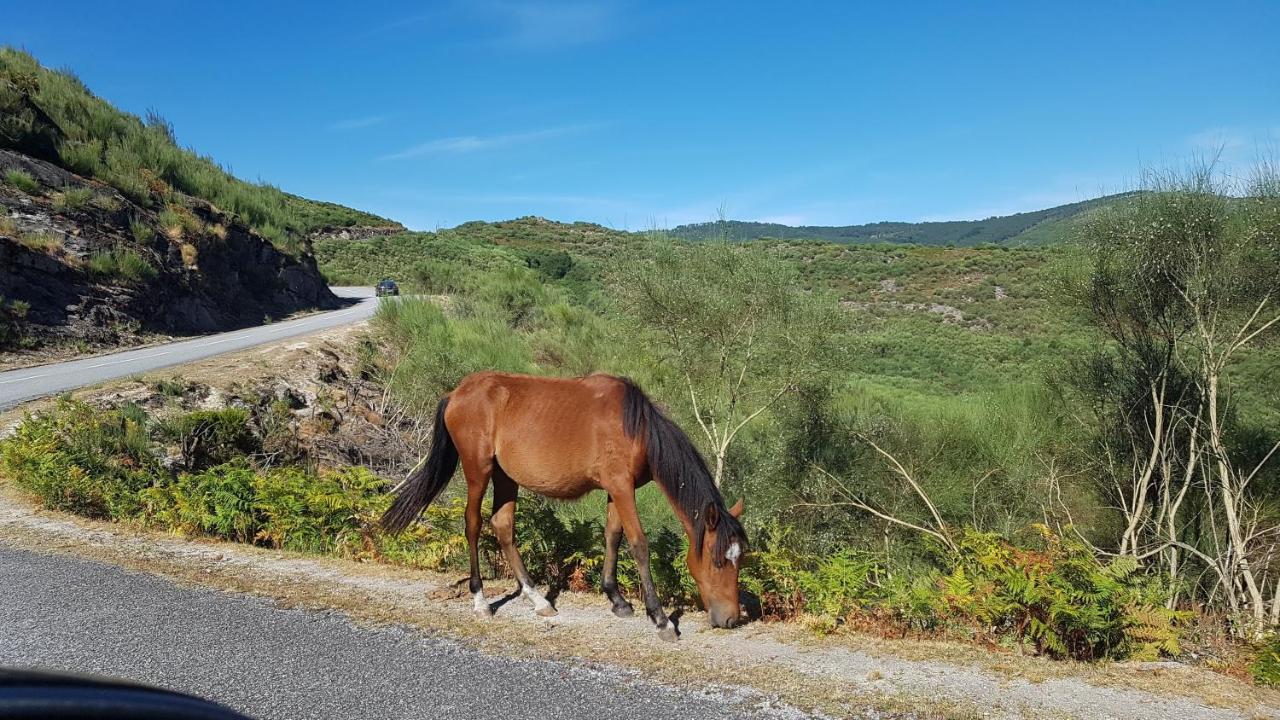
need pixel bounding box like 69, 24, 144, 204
491, 471, 556, 617
601, 496, 634, 617
612, 491, 676, 641
460, 450, 494, 618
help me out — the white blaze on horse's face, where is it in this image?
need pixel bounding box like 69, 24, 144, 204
725, 542, 742, 567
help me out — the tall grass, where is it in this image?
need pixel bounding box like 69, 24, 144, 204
87, 247, 157, 283
3, 168, 38, 193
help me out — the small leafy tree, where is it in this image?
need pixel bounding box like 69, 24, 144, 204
1070, 163, 1280, 636
613, 241, 850, 485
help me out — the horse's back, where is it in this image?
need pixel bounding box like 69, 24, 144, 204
446, 372, 642, 498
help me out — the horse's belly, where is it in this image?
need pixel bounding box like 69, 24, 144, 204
495, 449, 600, 500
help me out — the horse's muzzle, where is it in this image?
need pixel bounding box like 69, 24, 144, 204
709, 607, 741, 629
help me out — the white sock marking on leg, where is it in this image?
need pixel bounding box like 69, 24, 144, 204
522, 582, 552, 611
473, 590, 488, 614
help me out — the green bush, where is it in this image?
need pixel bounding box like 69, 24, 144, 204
253, 466, 385, 555
162, 463, 260, 543
3, 168, 38, 193
155, 408, 256, 469
86, 247, 158, 283
0, 400, 158, 519
1252, 635, 1280, 686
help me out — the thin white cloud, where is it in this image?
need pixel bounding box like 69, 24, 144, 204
1186, 126, 1248, 153
329, 115, 388, 131
379, 124, 598, 160
364, 2, 624, 50
487, 1, 622, 49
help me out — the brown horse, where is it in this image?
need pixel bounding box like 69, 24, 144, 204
381, 371, 747, 640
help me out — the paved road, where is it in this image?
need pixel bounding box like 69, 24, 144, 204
0, 547, 810, 720
0, 287, 378, 410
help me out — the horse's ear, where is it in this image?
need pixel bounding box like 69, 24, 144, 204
728, 498, 744, 518
705, 502, 720, 530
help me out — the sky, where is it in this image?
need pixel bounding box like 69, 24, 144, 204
4, 1, 1278, 230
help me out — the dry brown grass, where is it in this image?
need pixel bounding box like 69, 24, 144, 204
180, 242, 199, 268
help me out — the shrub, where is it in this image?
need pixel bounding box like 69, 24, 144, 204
1253, 635, 1280, 687
253, 466, 386, 555
155, 408, 256, 469
0, 400, 158, 519
166, 463, 261, 543
52, 186, 94, 211
86, 247, 158, 283
3, 168, 38, 193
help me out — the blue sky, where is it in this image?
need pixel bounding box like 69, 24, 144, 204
5, 1, 1278, 230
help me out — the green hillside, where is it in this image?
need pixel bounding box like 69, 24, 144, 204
669, 194, 1135, 246
0, 48, 398, 250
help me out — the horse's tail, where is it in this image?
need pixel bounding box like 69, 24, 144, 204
619, 378, 744, 561
381, 396, 459, 533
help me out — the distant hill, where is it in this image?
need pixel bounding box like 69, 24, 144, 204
668, 194, 1135, 246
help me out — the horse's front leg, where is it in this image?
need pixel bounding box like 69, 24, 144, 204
601, 495, 635, 617
613, 492, 677, 641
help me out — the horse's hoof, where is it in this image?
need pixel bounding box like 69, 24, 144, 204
474, 607, 493, 619
657, 625, 678, 642
611, 602, 635, 618
536, 605, 558, 618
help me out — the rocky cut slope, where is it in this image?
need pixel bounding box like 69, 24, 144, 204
0, 47, 402, 360
0, 149, 338, 354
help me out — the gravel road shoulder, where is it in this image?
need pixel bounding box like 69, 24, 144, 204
1, 486, 1274, 720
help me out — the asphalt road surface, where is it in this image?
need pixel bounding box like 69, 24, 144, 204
0, 547, 811, 720
0, 287, 378, 410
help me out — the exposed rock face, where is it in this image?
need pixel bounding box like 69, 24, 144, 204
0, 150, 340, 351
307, 224, 403, 243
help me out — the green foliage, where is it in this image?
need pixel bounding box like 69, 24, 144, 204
1252, 634, 1280, 687
86, 247, 158, 283
0, 48, 393, 248
154, 408, 256, 469
16, 231, 60, 252
252, 466, 385, 554
3, 168, 38, 193
0, 400, 158, 519
52, 186, 94, 211
0, 296, 29, 350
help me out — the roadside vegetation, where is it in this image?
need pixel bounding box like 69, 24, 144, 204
5, 164, 1280, 679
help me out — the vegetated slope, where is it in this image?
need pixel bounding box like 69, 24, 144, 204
0, 48, 399, 246
668, 194, 1133, 246
0, 48, 401, 357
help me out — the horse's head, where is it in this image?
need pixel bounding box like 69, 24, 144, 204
687, 498, 746, 628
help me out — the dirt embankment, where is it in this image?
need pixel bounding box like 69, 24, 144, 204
1, 327, 1278, 720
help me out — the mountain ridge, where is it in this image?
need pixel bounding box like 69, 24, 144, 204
666, 193, 1136, 246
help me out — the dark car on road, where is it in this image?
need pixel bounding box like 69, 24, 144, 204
375, 279, 400, 297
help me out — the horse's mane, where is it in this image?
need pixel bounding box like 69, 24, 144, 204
619, 377, 747, 566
